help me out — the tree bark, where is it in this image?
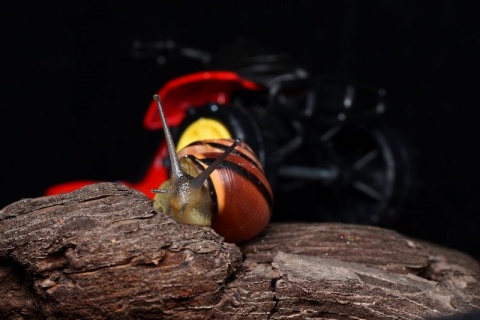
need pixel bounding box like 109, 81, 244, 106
1, 182, 479, 319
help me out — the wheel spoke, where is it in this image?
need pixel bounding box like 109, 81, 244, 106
352, 180, 384, 201
353, 149, 379, 170
320, 124, 343, 143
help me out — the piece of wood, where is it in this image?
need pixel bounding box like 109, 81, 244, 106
1, 182, 479, 319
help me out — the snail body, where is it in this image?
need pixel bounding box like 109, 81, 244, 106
151, 95, 273, 243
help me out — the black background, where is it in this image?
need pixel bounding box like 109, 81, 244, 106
2, 1, 479, 260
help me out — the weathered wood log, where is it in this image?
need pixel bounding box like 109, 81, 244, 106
1, 182, 479, 319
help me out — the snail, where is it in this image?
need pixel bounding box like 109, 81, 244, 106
151, 94, 273, 243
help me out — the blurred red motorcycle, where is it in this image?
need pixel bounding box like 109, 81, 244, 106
46, 39, 418, 226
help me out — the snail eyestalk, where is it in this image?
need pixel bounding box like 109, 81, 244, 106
189, 139, 240, 190
152, 94, 184, 184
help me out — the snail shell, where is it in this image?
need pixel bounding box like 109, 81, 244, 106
176, 139, 273, 243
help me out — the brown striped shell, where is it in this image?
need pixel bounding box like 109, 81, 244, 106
176, 139, 273, 243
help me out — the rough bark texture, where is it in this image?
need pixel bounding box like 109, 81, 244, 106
0, 182, 479, 319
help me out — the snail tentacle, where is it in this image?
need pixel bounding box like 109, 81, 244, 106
189, 139, 240, 190
153, 94, 184, 184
